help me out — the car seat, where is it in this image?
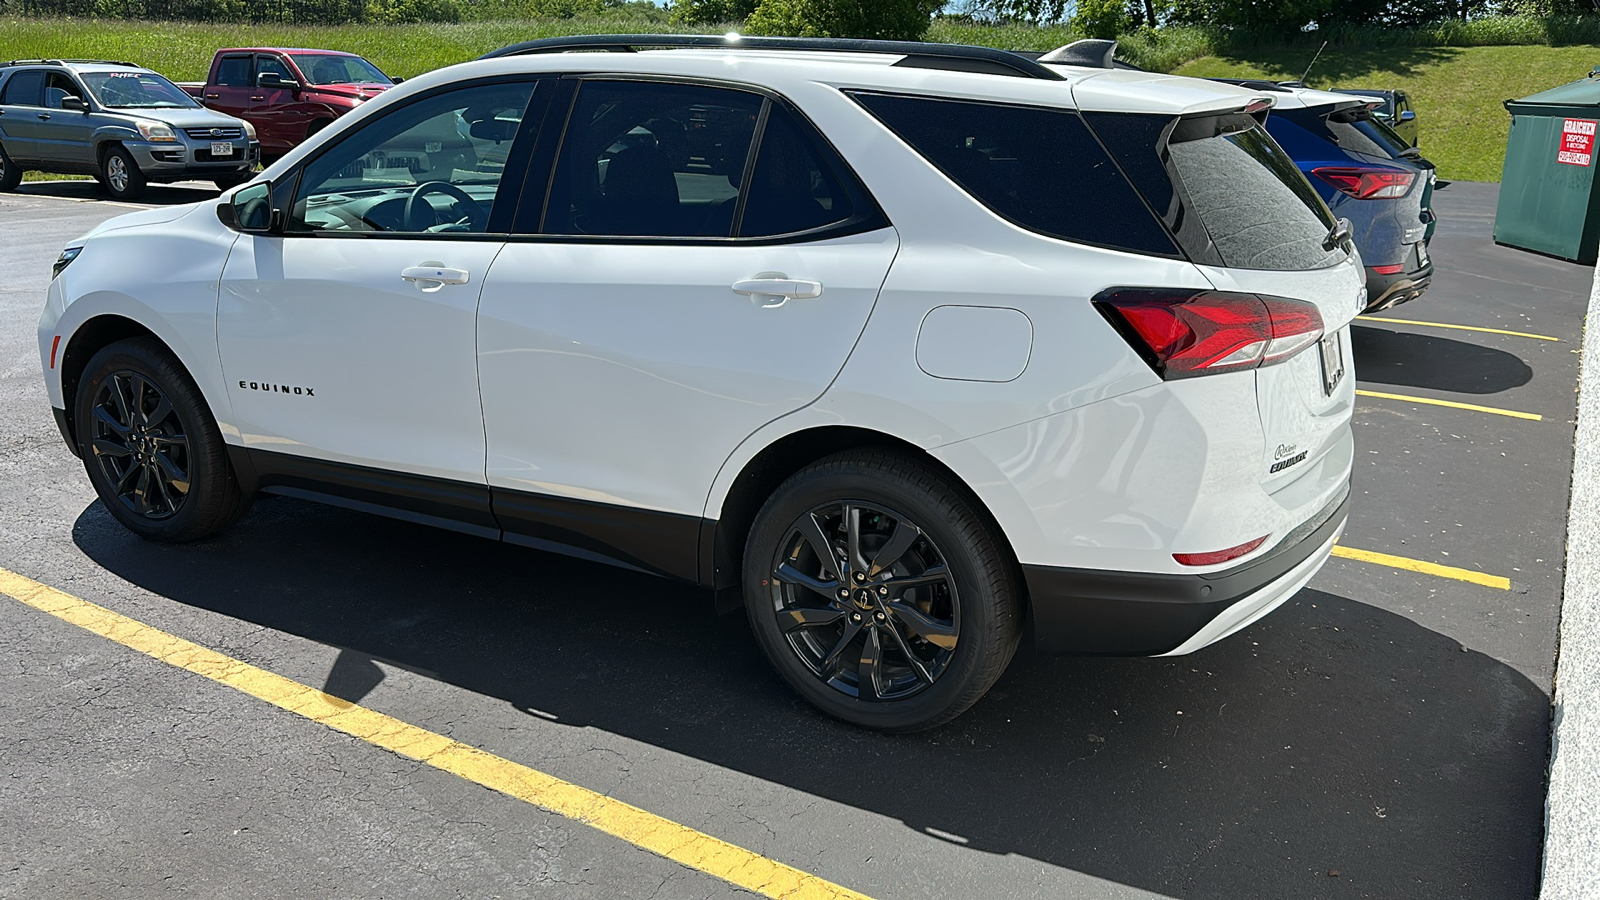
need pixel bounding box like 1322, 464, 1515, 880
598, 144, 680, 236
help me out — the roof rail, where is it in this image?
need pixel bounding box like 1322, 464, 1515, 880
1, 58, 140, 68
480, 34, 1065, 81
1207, 77, 1293, 94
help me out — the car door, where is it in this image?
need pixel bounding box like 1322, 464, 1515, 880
203, 54, 254, 119
0, 68, 47, 162
250, 53, 299, 152
217, 77, 546, 531
476, 78, 898, 576
35, 71, 96, 170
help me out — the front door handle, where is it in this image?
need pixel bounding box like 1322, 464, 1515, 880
732, 277, 823, 301
37, 112, 50, 120
401, 266, 470, 288
205, 93, 220, 99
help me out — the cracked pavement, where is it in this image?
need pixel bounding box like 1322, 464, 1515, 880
0, 179, 1585, 899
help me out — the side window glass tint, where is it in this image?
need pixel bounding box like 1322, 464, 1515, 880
46, 73, 85, 109
2, 70, 45, 107
544, 81, 761, 238
255, 56, 292, 83
738, 104, 854, 238
852, 92, 1177, 257
289, 81, 536, 235
215, 56, 252, 87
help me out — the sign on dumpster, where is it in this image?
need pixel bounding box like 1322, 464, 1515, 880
1558, 118, 1596, 166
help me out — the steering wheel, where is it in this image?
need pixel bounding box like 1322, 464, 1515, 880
402, 180, 485, 232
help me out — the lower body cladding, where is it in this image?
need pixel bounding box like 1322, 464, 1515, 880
1364, 242, 1434, 312
1026, 487, 1349, 656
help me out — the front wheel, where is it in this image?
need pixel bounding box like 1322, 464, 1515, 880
743, 450, 1023, 732
99, 145, 146, 200
75, 338, 247, 542
0, 140, 22, 192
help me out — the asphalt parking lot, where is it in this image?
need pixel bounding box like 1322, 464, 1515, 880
0, 178, 1589, 899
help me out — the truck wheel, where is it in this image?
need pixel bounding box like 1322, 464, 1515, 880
99, 145, 146, 200
0, 141, 22, 192
74, 337, 247, 542
743, 449, 1023, 732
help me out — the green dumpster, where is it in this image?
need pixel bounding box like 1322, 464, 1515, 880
1494, 71, 1600, 264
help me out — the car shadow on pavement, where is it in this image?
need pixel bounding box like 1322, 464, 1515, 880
1352, 324, 1534, 395
73, 496, 1546, 900
17, 179, 219, 206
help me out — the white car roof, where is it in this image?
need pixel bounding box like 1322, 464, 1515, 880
1268, 84, 1368, 111
415, 45, 1274, 118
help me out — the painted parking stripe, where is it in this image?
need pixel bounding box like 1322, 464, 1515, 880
1331, 545, 1511, 590
0, 567, 873, 900
1355, 389, 1543, 422
1360, 316, 1561, 342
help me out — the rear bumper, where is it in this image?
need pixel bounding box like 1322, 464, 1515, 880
1025, 486, 1349, 656
1364, 251, 1433, 312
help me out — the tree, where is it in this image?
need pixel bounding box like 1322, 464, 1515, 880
745, 0, 945, 40
670, 0, 759, 24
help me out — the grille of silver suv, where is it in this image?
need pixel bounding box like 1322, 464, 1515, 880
183, 127, 244, 140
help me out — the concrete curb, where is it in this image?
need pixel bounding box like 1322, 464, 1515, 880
1540, 264, 1600, 899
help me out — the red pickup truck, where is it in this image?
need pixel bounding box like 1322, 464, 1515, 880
180, 48, 393, 160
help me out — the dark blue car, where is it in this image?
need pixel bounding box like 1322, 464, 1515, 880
1213, 81, 1435, 312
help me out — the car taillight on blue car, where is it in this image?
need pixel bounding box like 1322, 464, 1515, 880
1312, 166, 1416, 199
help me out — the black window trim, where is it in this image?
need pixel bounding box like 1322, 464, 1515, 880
511, 71, 892, 247
271, 73, 555, 243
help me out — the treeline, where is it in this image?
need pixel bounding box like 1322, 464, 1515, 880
0, 0, 671, 25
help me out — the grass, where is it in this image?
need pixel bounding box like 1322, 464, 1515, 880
1176, 45, 1600, 182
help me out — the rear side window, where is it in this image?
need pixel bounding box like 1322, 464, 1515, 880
2, 70, 45, 106
215, 56, 251, 87
851, 92, 1178, 257
1167, 117, 1343, 271
738, 104, 856, 238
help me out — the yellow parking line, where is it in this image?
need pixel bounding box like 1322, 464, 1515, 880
0, 567, 872, 900
1331, 545, 1511, 590
1360, 316, 1560, 342
1355, 389, 1542, 421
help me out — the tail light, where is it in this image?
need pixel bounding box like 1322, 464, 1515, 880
1174, 535, 1269, 566
1093, 288, 1325, 380
1312, 166, 1415, 199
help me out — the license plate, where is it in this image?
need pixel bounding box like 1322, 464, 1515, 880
1319, 332, 1346, 396
1416, 241, 1430, 267
210, 141, 234, 157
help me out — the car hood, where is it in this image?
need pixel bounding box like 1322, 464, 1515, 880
79, 201, 205, 242
308, 83, 390, 101
117, 106, 247, 130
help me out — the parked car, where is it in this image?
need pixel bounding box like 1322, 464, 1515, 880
179, 48, 393, 161
1333, 88, 1418, 147
40, 36, 1358, 731
1213, 79, 1433, 312
0, 59, 258, 198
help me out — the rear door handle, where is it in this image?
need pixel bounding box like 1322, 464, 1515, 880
37, 112, 50, 120
205, 93, 220, 99
401, 266, 470, 287
249, 95, 264, 101
732, 277, 823, 300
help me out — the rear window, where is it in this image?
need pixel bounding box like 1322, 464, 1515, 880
850, 92, 1179, 257
1166, 116, 1343, 271
1276, 105, 1401, 160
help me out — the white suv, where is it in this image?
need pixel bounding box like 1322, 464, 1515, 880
38, 36, 1360, 731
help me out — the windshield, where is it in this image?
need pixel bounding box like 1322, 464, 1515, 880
80, 71, 198, 109
290, 54, 391, 86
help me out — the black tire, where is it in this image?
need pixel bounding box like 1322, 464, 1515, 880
305, 119, 332, 141
212, 172, 251, 191
0, 140, 22, 192
74, 337, 247, 542
743, 449, 1023, 732
99, 144, 146, 200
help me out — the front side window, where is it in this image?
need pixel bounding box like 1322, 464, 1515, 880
45, 72, 85, 109
1, 70, 45, 107
292, 55, 391, 86
288, 81, 536, 235
851, 92, 1179, 257
255, 55, 292, 84
544, 80, 761, 238
81, 71, 198, 109
215, 55, 251, 87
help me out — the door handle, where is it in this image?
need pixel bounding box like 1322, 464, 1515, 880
250, 95, 265, 101
37, 112, 50, 120
732, 277, 823, 300
205, 93, 220, 99
401, 266, 470, 287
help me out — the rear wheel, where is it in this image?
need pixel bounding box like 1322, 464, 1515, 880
743, 449, 1022, 732
0, 141, 22, 192
99, 145, 146, 200
74, 338, 246, 542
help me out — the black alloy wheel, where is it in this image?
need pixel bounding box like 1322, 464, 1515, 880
744, 450, 1022, 732
769, 501, 959, 701
75, 337, 247, 542
88, 370, 192, 520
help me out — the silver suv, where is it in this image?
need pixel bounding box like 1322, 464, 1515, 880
0, 59, 259, 199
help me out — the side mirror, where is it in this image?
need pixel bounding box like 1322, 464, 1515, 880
258, 72, 300, 91
61, 96, 87, 111
228, 181, 276, 233
390, 76, 404, 84
1399, 110, 1416, 122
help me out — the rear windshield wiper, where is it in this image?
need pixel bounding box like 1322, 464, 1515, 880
1323, 217, 1353, 252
